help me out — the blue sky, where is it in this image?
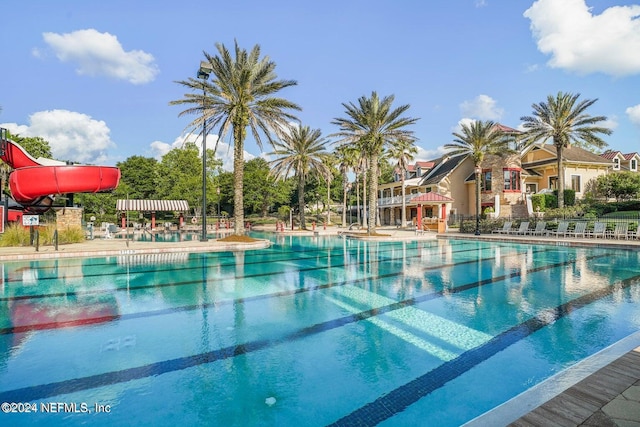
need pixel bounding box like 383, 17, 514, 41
1, 0, 639, 169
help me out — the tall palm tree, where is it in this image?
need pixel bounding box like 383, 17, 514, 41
269, 125, 329, 230
520, 92, 611, 208
335, 145, 358, 227
387, 138, 418, 228
171, 41, 301, 235
444, 120, 512, 227
332, 92, 418, 235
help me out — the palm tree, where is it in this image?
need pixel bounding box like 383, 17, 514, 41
332, 92, 418, 235
335, 145, 358, 227
269, 125, 329, 230
444, 120, 512, 230
520, 92, 611, 208
387, 138, 418, 228
170, 41, 301, 235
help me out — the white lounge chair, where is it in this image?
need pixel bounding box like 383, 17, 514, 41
508, 221, 530, 235
567, 222, 587, 238
612, 222, 629, 239
590, 221, 606, 239
528, 221, 547, 236
548, 221, 569, 237
492, 221, 512, 234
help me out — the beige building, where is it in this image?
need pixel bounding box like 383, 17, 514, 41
378, 142, 617, 224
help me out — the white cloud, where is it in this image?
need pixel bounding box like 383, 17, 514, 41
475, 0, 488, 7
524, 0, 640, 77
150, 133, 255, 172
451, 118, 477, 135
416, 145, 447, 161
2, 110, 115, 164
602, 115, 619, 131
460, 95, 504, 120
627, 104, 640, 126
41, 29, 159, 84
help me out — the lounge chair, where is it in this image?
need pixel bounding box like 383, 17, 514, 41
527, 221, 547, 236
630, 226, 640, 240
548, 221, 569, 237
612, 222, 629, 239
508, 221, 530, 235
491, 221, 512, 234
590, 221, 606, 239
567, 222, 587, 238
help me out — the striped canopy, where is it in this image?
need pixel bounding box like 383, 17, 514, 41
116, 199, 189, 212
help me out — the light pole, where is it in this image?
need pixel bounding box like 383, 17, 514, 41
198, 61, 211, 242
475, 165, 481, 236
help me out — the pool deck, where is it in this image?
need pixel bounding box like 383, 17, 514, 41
1, 226, 639, 425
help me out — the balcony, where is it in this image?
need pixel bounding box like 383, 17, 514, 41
378, 193, 426, 207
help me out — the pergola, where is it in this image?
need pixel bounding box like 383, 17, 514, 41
116, 199, 190, 229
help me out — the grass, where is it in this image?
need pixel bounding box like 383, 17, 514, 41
0, 224, 85, 247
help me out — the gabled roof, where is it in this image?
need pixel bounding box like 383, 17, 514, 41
415, 161, 435, 168
522, 144, 611, 168
623, 152, 640, 160
600, 150, 625, 160
419, 154, 468, 186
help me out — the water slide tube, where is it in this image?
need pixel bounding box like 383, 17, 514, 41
0, 133, 120, 211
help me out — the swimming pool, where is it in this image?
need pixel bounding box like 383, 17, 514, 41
1, 234, 639, 426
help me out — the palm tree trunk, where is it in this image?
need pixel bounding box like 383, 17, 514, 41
400, 173, 406, 227
356, 175, 361, 225
362, 170, 368, 229
556, 143, 565, 209
341, 182, 347, 228
233, 125, 245, 235
326, 177, 331, 225
298, 175, 306, 229
368, 153, 378, 235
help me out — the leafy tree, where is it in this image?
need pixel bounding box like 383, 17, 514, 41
171, 41, 301, 235
333, 92, 418, 234
1, 130, 54, 198
116, 156, 159, 200
444, 121, 512, 225
594, 172, 640, 201
243, 157, 293, 217
386, 138, 417, 227
520, 92, 611, 208
269, 125, 330, 229
155, 142, 207, 214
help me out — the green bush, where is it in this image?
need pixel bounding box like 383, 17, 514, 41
531, 194, 545, 211
563, 189, 576, 206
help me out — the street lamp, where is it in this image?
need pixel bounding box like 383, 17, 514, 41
475, 165, 481, 236
198, 61, 212, 242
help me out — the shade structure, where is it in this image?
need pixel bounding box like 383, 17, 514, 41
116, 199, 189, 212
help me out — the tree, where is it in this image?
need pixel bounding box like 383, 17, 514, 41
520, 92, 611, 208
594, 172, 640, 201
269, 125, 329, 229
386, 138, 417, 227
444, 121, 512, 222
243, 157, 293, 217
116, 156, 159, 200
332, 92, 417, 234
335, 145, 358, 227
171, 41, 300, 235
155, 142, 207, 213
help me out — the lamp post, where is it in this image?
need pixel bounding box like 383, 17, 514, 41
475, 165, 481, 236
197, 61, 211, 242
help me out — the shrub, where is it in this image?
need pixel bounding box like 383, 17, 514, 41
0, 224, 85, 247
531, 194, 545, 211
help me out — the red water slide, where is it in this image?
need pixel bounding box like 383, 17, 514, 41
0, 130, 120, 211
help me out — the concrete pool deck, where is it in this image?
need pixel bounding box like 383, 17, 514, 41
1, 226, 639, 425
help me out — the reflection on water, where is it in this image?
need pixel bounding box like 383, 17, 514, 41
0, 237, 639, 426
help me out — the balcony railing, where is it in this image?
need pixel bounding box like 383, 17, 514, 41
378, 192, 426, 206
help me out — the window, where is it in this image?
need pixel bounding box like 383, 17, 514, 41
525, 183, 537, 194
632, 159, 637, 171
549, 176, 558, 190
571, 175, 581, 193
481, 170, 492, 192
503, 168, 521, 191
614, 158, 620, 170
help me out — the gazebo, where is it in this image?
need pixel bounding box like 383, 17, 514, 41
116, 199, 190, 229
410, 192, 454, 232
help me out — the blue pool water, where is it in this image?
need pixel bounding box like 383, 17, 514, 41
1, 234, 640, 426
